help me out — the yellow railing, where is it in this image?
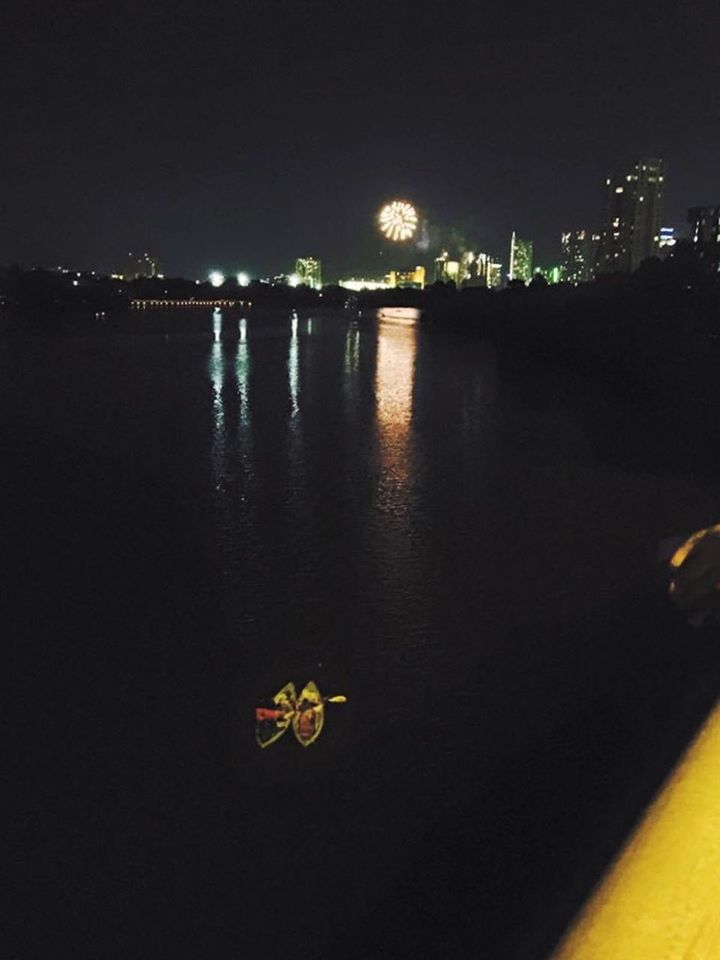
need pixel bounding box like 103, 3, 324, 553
552, 700, 720, 958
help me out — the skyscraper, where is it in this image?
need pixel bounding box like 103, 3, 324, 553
474, 253, 503, 289
631, 159, 664, 270
560, 230, 593, 283
598, 159, 664, 273
688, 206, 720, 272
508, 232, 533, 283
295, 257, 322, 289
485, 260, 503, 289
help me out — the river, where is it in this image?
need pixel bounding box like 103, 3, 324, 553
5, 307, 720, 958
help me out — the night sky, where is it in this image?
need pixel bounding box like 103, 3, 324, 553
3, 0, 718, 280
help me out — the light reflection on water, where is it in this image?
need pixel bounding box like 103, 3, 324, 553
236, 318, 253, 482
5, 306, 717, 959
237, 318, 250, 423
375, 309, 418, 499
289, 311, 299, 417
209, 311, 225, 438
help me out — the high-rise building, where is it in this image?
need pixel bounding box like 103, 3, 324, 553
122, 252, 159, 280
630, 159, 664, 270
295, 257, 322, 289
473, 253, 503, 289
433, 250, 448, 282
508, 232, 533, 283
688, 207, 720, 272
598, 159, 664, 273
588, 232, 601, 278
486, 260, 503, 289
459, 251, 476, 285
561, 230, 594, 284
434, 251, 461, 284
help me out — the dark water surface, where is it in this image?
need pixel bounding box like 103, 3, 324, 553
5, 308, 720, 958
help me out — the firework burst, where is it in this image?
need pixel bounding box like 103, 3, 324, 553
378, 200, 418, 242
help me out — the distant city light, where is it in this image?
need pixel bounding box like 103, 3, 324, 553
339, 278, 391, 291
288, 273, 301, 287
209, 270, 225, 287
378, 200, 418, 242
659, 227, 676, 249
295, 257, 322, 289
237, 272, 250, 286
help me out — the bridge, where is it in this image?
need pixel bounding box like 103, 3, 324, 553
130, 298, 251, 309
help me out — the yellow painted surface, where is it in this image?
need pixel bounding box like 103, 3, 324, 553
552, 701, 720, 959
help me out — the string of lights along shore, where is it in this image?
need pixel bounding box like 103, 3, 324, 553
111, 161, 720, 292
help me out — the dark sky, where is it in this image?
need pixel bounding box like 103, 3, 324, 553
2, 0, 718, 280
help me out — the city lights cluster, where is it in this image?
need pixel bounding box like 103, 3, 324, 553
209, 270, 251, 288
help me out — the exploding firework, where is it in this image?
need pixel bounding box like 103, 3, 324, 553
378, 200, 418, 242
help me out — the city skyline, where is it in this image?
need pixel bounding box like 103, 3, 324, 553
2, 2, 717, 279
8, 150, 719, 287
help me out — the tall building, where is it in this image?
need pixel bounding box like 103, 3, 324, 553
508, 232, 533, 283
122, 251, 159, 280
598, 159, 664, 273
434, 251, 461, 284
561, 230, 593, 284
434, 251, 450, 282
295, 257, 322, 289
474, 253, 503, 289
630, 159, 664, 270
459, 251, 476, 285
688, 207, 720, 272
485, 260, 503, 289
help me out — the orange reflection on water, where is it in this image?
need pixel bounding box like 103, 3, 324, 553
375, 310, 419, 491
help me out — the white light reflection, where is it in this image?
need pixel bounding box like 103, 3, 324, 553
237, 318, 250, 429
344, 323, 360, 375
344, 321, 361, 414
289, 311, 300, 416
210, 310, 224, 432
